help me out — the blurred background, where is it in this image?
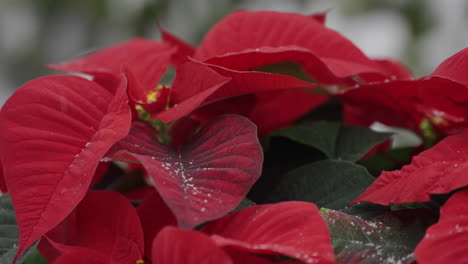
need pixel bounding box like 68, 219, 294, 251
1, 0, 467, 106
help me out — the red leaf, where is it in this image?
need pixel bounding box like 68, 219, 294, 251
178, 60, 323, 135
152, 61, 231, 123
185, 60, 317, 103
245, 90, 327, 135
109, 115, 263, 228
194, 10, 385, 80
198, 90, 327, 136
431, 47, 468, 87
46, 191, 144, 263
202, 201, 336, 264
0, 161, 6, 193
0, 75, 131, 261
415, 189, 468, 263
338, 80, 422, 131
137, 189, 177, 260
49, 38, 174, 102
159, 24, 196, 65
53, 248, 107, 264
352, 130, 468, 205
152, 226, 233, 264
373, 59, 412, 80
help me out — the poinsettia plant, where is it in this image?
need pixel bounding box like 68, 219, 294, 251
1, 9, 468, 264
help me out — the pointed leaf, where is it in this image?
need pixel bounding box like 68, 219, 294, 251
109, 115, 263, 228
152, 61, 231, 123
320, 208, 415, 264
49, 38, 174, 101
186, 61, 326, 136
152, 226, 233, 264
0, 75, 131, 261
415, 189, 468, 263
179, 59, 317, 104
352, 130, 468, 205
203, 201, 336, 264
194, 10, 385, 80
267, 160, 375, 209
46, 191, 144, 263
159, 25, 196, 66
430, 47, 468, 86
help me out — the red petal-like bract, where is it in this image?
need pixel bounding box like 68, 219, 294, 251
53, 248, 107, 264
431, 48, 468, 87
194, 10, 385, 82
352, 130, 468, 205
137, 189, 177, 260
46, 191, 144, 263
0, 75, 131, 261
340, 48, 468, 134
48, 38, 174, 103
109, 115, 263, 228
152, 61, 231, 123
203, 201, 336, 264
172, 60, 317, 104
152, 226, 233, 264
0, 162, 7, 193
415, 189, 468, 263
180, 60, 325, 135
159, 25, 196, 66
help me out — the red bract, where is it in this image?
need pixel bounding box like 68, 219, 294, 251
415, 189, 468, 263
137, 190, 177, 260
203, 201, 336, 264
152, 227, 233, 264
340, 48, 468, 134
107, 115, 263, 228
168, 61, 324, 135
49, 38, 174, 103
45, 191, 144, 263
137, 191, 336, 263
351, 130, 468, 205
162, 10, 397, 134
0, 75, 131, 262
191, 10, 386, 82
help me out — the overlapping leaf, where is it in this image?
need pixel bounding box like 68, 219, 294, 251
193, 10, 386, 82
45, 191, 144, 263
352, 130, 468, 205
48, 38, 174, 102
108, 115, 263, 228
415, 189, 468, 263
203, 201, 336, 264
0, 75, 131, 261
273, 121, 391, 161
152, 227, 233, 264
266, 160, 375, 209
320, 209, 415, 264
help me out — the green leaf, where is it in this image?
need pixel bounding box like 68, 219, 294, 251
24, 249, 48, 264
336, 126, 392, 162
273, 121, 391, 162
233, 198, 256, 212
272, 121, 339, 159
320, 208, 415, 264
266, 160, 374, 209
0, 194, 37, 263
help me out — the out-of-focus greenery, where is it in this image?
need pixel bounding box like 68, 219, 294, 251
0, 0, 466, 103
